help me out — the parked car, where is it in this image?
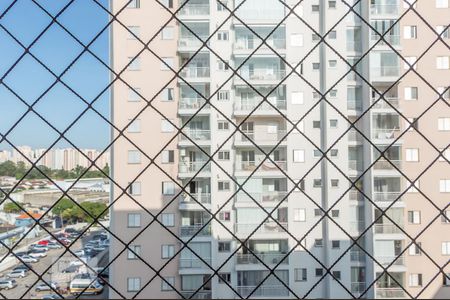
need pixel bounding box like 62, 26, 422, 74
58, 238, 71, 246
13, 264, 30, 272
73, 250, 85, 257
41, 295, 63, 299
92, 246, 106, 252
28, 250, 47, 258
7, 269, 27, 278
35, 281, 59, 292
47, 242, 62, 249
0, 279, 17, 290
38, 240, 50, 246
34, 244, 49, 251
19, 255, 39, 263
69, 257, 87, 267
61, 265, 79, 273
100, 239, 110, 247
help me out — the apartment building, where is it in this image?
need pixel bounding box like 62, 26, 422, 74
110, 0, 449, 298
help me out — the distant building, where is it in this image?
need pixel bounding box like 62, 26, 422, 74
15, 212, 42, 227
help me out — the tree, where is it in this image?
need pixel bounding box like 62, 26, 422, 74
52, 198, 75, 216
15, 161, 27, 179
3, 202, 22, 213
0, 161, 17, 177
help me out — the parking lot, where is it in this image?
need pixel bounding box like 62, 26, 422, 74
0, 227, 109, 299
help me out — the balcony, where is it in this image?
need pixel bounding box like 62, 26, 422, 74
349, 188, 364, 201
179, 66, 210, 81
178, 4, 210, 18
233, 38, 286, 55
178, 36, 209, 52
180, 224, 211, 237
350, 249, 366, 263
179, 193, 211, 210
234, 98, 287, 116
235, 222, 288, 236
377, 255, 405, 267
371, 66, 400, 82
237, 285, 289, 298
235, 191, 288, 205
370, 34, 400, 47
179, 129, 211, 146
236, 253, 288, 265
347, 99, 363, 112
372, 97, 399, 110
351, 282, 366, 296
234, 130, 287, 146
179, 161, 211, 178
371, 128, 400, 141
370, 4, 399, 16
349, 160, 363, 172
373, 192, 402, 202
179, 257, 212, 269
373, 159, 401, 171
236, 160, 287, 173
376, 288, 406, 298
348, 129, 364, 143
374, 224, 403, 234
350, 221, 365, 233
180, 291, 212, 299
178, 97, 210, 115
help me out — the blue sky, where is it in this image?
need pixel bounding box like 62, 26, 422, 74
0, 0, 110, 150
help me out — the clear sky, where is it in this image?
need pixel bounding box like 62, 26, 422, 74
0, 0, 110, 151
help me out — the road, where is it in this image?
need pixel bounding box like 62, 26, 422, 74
0, 230, 109, 299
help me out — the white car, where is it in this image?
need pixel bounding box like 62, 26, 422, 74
19, 255, 39, 263
47, 243, 62, 249
7, 270, 27, 278
28, 251, 47, 258
33, 245, 49, 251
73, 250, 85, 257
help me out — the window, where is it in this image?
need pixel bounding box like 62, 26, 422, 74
128, 57, 141, 71
128, 150, 141, 164
328, 0, 336, 8
161, 27, 174, 40
162, 150, 175, 164
128, 119, 141, 133
217, 90, 229, 101
218, 151, 230, 161
313, 120, 321, 128
313, 179, 322, 188
217, 31, 229, 41
161, 119, 175, 132
331, 209, 340, 218
314, 209, 323, 217
312, 62, 320, 70
218, 121, 229, 130
127, 26, 140, 40
330, 179, 339, 188
330, 119, 338, 128
442, 210, 450, 223
313, 150, 321, 158
162, 245, 175, 259
292, 92, 304, 104
440, 179, 450, 192
312, 33, 320, 42
161, 0, 173, 8
331, 149, 339, 157
315, 239, 324, 247
161, 277, 175, 291
436, 0, 449, 8
128, 245, 141, 260
218, 181, 230, 191
294, 209, 306, 222
217, 1, 227, 11
161, 213, 175, 227
332, 271, 341, 280
328, 60, 337, 68
437, 56, 450, 69
128, 182, 141, 196
403, 25, 417, 39
128, 213, 141, 228
406, 148, 419, 162
219, 211, 231, 221
409, 274, 423, 287
128, 0, 140, 9
404, 56, 417, 70
161, 57, 174, 70
218, 241, 231, 252
128, 277, 141, 292
330, 89, 337, 98
291, 33, 304, 47
293, 150, 305, 162
443, 242, 450, 255
162, 182, 175, 195
217, 60, 229, 71
436, 26, 450, 38
315, 268, 324, 277
438, 118, 450, 131
329, 31, 337, 39
312, 4, 320, 12
444, 273, 450, 286
161, 88, 174, 101
404, 87, 418, 100
218, 273, 231, 284
332, 240, 340, 249
128, 87, 141, 102
408, 211, 421, 224
409, 242, 422, 255
295, 268, 307, 281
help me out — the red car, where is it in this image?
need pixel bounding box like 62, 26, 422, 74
37, 240, 50, 246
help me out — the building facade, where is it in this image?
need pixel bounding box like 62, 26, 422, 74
110, 0, 449, 298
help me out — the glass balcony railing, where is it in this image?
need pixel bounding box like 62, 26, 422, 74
178, 36, 209, 49
180, 129, 211, 141
237, 285, 289, 298
350, 249, 365, 262
236, 253, 288, 265
179, 97, 209, 110
234, 38, 286, 51
179, 4, 210, 16
372, 128, 400, 140
180, 193, 211, 205
371, 66, 400, 78
373, 192, 402, 202
373, 159, 401, 170
234, 99, 287, 112
238, 69, 286, 81
377, 255, 405, 266
348, 129, 364, 142
374, 223, 403, 234
180, 291, 212, 299
370, 4, 399, 15
236, 191, 288, 203
371, 34, 400, 46
179, 161, 211, 173
371, 97, 399, 109
235, 222, 288, 235
376, 288, 406, 298
179, 257, 211, 268
180, 224, 212, 237
180, 67, 210, 79
236, 160, 287, 172
236, 130, 287, 144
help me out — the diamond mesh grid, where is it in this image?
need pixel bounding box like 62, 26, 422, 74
0, 0, 449, 298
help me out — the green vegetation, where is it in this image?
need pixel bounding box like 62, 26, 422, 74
52, 198, 108, 223
0, 161, 109, 180
3, 202, 23, 213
